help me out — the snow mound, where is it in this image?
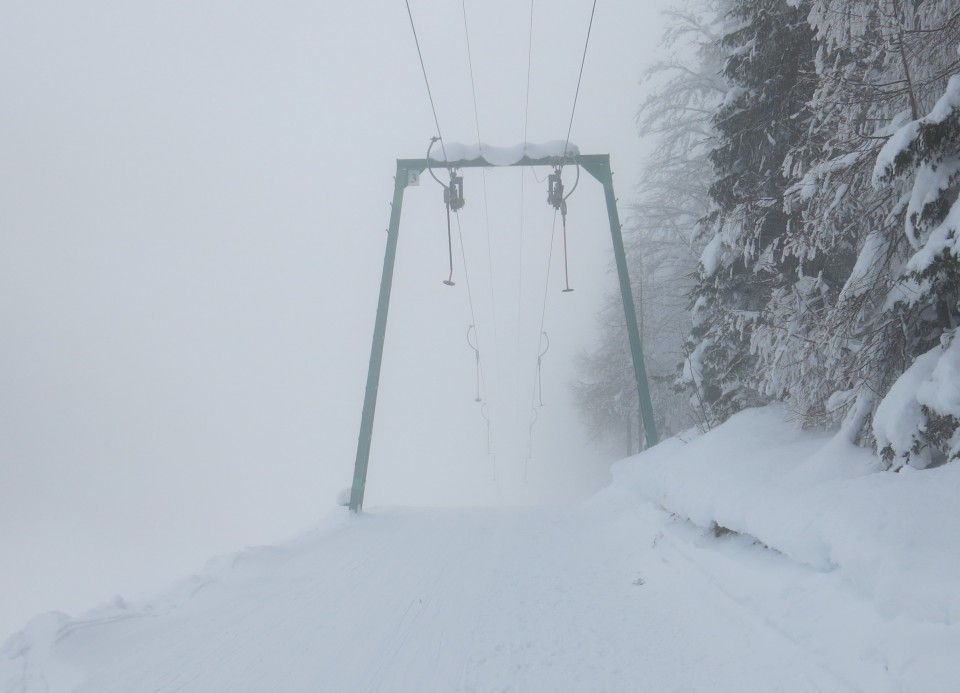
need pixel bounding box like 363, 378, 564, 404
874, 329, 960, 468
616, 405, 960, 624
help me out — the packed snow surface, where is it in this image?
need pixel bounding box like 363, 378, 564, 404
3, 406, 959, 692
427, 141, 579, 165
624, 407, 960, 624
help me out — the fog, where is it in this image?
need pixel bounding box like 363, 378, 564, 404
1, 0, 670, 635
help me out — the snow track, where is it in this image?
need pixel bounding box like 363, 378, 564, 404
2, 497, 883, 692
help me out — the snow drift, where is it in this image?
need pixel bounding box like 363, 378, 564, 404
617, 405, 960, 624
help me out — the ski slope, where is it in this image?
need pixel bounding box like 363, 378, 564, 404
3, 407, 958, 692
3, 505, 855, 692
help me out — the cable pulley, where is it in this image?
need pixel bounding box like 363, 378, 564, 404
445, 172, 465, 212
547, 171, 565, 213
467, 324, 481, 403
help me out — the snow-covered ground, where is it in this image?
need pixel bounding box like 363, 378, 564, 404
3, 406, 958, 692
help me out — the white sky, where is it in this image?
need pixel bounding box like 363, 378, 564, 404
0, 0, 674, 634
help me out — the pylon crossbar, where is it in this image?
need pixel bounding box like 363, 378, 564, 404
348, 153, 657, 512
398, 153, 610, 171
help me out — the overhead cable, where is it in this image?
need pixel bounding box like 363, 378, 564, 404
562, 0, 598, 161
405, 0, 448, 160
461, 0, 501, 398
518, 0, 535, 323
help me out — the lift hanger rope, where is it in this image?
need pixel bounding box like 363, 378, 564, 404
536, 331, 550, 407
524, 406, 538, 482
467, 324, 482, 403
480, 402, 493, 455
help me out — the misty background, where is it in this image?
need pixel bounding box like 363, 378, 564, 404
1, 0, 671, 634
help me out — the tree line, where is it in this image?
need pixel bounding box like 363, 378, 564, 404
575, 0, 960, 469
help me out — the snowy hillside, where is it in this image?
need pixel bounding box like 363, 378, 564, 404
2, 407, 958, 692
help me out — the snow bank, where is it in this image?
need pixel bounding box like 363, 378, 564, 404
615, 405, 960, 623
0, 612, 84, 691
427, 141, 579, 165
874, 329, 960, 468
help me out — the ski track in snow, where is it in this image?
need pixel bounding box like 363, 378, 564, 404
1, 496, 894, 693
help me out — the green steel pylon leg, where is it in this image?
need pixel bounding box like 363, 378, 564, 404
349, 164, 408, 512
582, 158, 659, 448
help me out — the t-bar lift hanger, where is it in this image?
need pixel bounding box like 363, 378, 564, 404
426, 137, 464, 286
547, 163, 580, 293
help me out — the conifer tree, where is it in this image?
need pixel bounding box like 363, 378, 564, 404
777, 0, 960, 445
871, 73, 960, 467
685, 0, 817, 424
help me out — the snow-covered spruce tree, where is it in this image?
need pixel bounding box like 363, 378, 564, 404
871, 73, 960, 468
752, 0, 919, 432
770, 0, 960, 445
574, 0, 728, 447
684, 0, 817, 425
